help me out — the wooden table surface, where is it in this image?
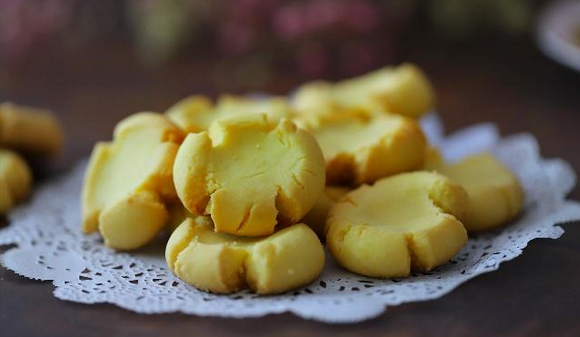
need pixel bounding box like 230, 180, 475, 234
1, 36, 579, 337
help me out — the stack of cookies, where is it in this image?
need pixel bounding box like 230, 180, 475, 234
82, 64, 524, 294
0, 103, 63, 215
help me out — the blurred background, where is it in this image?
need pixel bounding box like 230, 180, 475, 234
0, 0, 579, 172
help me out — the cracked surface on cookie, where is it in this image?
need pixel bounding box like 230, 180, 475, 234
436, 153, 524, 232
173, 114, 325, 236
300, 109, 426, 186
326, 171, 468, 278
166, 217, 325, 294
82, 112, 184, 250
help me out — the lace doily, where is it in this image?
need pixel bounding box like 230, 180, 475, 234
1, 114, 579, 323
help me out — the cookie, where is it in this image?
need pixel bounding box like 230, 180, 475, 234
82, 112, 184, 250
173, 114, 325, 236
299, 109, 426, 185
166, 95, 294, 133
327, 171, 468, 278
300, 186, 350, 238
293, 64, 435, 119
436, 153, 524, 232
0, 102, 64, 155
165, 95, 214, 133
0, 149, 33, 214
166, 217, 324, 294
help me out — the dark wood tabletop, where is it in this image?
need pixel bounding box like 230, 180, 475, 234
1, 36, 579, 337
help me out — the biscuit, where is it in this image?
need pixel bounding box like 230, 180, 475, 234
293, 64, 435, 118
0, 102, 64, 155
166, 217, 325, 294
299, 109, 426, 185
173, 114, 325, 236
436, 153, 524, 232
300, 186, 350, 238
327, 171, 468, 278
166, 95, 294, 133
165, 95, 214, 133
0, 149, 33, 214
82, 112, 184, 250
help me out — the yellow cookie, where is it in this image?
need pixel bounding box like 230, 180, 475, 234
166, 217, 325, 294
0, 102, 64, 155
165, 95, 214, 133
173, 114, 325, 236
82, 112, 184, 250
293, 64, 435, 119
0, 149, 33, 214
301, 186, 350, 238
327, 171, 468, 278
299, 109, 426, 185
166, 95, 294, 133
436, 153, 524, 232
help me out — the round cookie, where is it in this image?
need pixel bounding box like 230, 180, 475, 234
293, 63, 435, 119
165, 95, 214, 133
436, 153, 524, 232
166, 217, 324, 294
166, 95, 294, 133
82, 112, 184, 250
173, 114, 325, 236
327, 171, 469, 278
0, 102, 64, 156
299, 109, 426, 186
0, 149, 33, 214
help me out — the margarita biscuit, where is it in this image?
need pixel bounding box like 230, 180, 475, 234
327, 171, 469, 278
300, 109, 426, 185
173, 114, 325, 236
166, 217, 325, 294
301, 186, 350, 238
82, 112, 184, 250
0, 149, 33, 214
0, 102, 64, 155
166, 95, 294, 133
436, 153, 524, 232
293, 64, 435, 119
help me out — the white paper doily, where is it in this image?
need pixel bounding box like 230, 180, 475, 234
1, 114, 580, 323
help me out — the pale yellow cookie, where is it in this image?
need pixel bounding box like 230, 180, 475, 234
173, 114, 325, 236
327, 171, 468, 278
0, 102, 64, 155
165, 95, 214, 133
0, 149, 33, 214
293, 64, 435, 119
436, 153, 524, 232
166, 95, 294, 133
299, 109, 426, 185
82, 112, 184, 250
166, 217, 324, 294
301, 186, 350, 237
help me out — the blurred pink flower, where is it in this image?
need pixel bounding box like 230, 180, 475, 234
296, 43, 329, 77
273, 5, 306, 41
0, 0, 72, 61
